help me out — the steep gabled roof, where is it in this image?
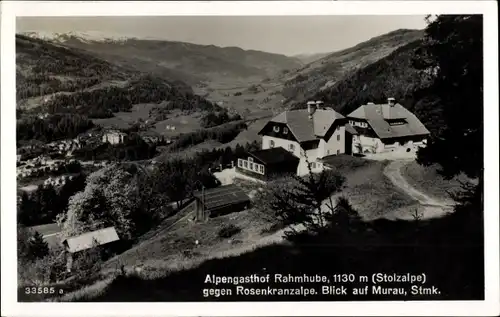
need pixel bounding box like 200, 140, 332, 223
261, 109, 346, 142
347, 103, 430, 139
62, 227, 119, 253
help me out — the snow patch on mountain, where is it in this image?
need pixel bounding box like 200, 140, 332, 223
19, 31, 142, 44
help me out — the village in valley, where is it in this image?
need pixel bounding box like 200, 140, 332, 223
15, 15, 483, 302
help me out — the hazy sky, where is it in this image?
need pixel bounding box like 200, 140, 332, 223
17, 16, 427, 56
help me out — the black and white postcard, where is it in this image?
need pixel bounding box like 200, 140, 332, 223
1, 1, 499, 316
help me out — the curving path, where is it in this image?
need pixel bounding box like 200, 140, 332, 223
383, 160, 455, 220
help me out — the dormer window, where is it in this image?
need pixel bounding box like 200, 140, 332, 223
283, 127, 288, 134
248, 157, 254, 162
269, 140, 275, 148
273, 126, 280, 133
289, 144, 295, 152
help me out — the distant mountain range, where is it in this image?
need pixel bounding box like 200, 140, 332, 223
17, 27, 439, 135
16, 34, 218, 119
21, 31, 303, 86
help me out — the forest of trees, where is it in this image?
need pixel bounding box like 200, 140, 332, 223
293, 39, 447, 135
17, 74, 101, 100
42, 75, 219, 119
17, 173, 87, 227
167, 121, 248, 152
16, 114, 95, 144
200, 110, 242, 128
16, 34, 129, 100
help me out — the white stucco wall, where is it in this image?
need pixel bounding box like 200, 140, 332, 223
297, 158, 325, 176
318, 125, 345, 157
353, 135, 385, 154
353, 135, 428, 154
261, 135, 300, 157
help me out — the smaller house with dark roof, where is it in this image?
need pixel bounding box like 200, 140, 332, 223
193, 184, 251, 221
61, 227, 120, 272
347, 98, 430, 154
236, 147, 300, 180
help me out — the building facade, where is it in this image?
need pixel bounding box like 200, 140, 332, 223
257, 101, 356, 176
102, 131, 128, 145
347, 98, 430, 154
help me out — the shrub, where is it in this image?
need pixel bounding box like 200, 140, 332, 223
218, 224, 241, 239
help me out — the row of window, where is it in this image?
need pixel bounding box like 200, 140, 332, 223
326, 149, 341, 155
273, 126, 289, 134
237, 158, 265, 175
269, 136, 340, 151
349, 120, 368, 128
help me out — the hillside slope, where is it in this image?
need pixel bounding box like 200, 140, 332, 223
281, 29, 424, 104
21, 32, 303, 86
299, 39, 443, 135
293, 52, 331, 64
16, 35, 219, 119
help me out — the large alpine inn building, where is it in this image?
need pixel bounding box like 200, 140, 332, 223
237, 98, 429, 178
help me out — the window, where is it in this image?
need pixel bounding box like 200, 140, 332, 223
244, 161, 248, 168
237, 159, 243, 167
273, 126, 280, 133
327, 150, 331, 155
248, 157, 254, 162
249, 163, 254, 170
283, 127, 288, 134
289, 144, 295, 152
269, 140, 275, 148
311, 162, 316, 169
259, 165, 264, 174
337, 135, 340, 141
337, 150, 340, 155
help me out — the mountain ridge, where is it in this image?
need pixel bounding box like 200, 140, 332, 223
20, 31, 303, 86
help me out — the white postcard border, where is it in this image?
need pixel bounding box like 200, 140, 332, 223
1, 1, 498, 316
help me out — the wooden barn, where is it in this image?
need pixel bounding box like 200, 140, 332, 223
192, 184, 251, 221
61, 227, 120, 272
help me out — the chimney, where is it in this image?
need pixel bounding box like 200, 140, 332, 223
307, 101, 316, 118
387, 97, 395, 106
315, 100, 324, 109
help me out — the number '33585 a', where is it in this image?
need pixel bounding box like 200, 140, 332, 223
24, 287, 63, 295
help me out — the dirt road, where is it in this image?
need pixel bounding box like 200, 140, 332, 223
383, 160, 455, 220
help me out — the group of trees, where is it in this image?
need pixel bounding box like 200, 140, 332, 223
167, 122, 248, 152
17, 225, 50, 262
17, 173, 87, 227
17, 114, 94, 144
43, 75, 219, 119
57, 158, 220, 242
200, 110, 242, 128
57, 139, 261, 244
17, 74, 101, 100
